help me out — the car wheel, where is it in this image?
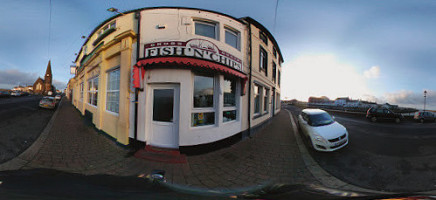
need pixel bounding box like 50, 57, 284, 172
420, 118, 424, 123
371, 116, 377, 122
395, 118, 401, 124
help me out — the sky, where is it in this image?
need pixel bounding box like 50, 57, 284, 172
0, 0, 435, 109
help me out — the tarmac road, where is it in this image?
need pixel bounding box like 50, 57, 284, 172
0, 96, 55, 164
285, 105, 436, 192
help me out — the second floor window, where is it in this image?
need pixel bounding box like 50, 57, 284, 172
194, 20, 218, 40
225, 27, 240, 50
259, 31, 268, 45
272, 62, 277, 83
259, 47, 268, 76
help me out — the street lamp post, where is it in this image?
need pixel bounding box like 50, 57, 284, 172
107, 7, 125, 15
424, 90, 427, 112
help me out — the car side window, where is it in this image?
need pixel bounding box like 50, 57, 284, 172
377, 109, 384, 114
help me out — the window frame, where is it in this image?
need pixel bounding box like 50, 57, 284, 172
87, 76, 99, 107
272, 62, 277, 83
79, 82, 84, 101
222, 76, 239, 123
224, 26, 240, 50
194, 19, 219, 40
105, 67, 120, 115
259, 31, 268, 45
253, 84, 262, 116
191, 74, 217, 127
259, 46, 268, 76
263, 88, 269, 113
278, 69, 281, 87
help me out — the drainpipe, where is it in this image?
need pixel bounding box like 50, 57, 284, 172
133, 11, 141, 149
247, 22, 253, 138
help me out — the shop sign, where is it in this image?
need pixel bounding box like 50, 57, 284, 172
143, 39, 243, 71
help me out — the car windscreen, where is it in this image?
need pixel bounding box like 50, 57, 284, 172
308, 113, 334, 126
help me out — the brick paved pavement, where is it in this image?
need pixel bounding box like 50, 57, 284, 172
1, 100, 319, 190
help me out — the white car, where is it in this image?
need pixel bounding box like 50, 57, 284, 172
297, 109, 348, 152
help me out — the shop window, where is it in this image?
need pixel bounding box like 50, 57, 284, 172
225, 27, 240, 50
259, 46, 268, 76
80, 82, 84, 101
272, 62, 277, 83
194, 20, 218, 40
192, 74, 216, 127
106, 68, 120, 113
192, 112, 215, 127
223, 77, 236, 107
223, 110, 237, 122
254, 84, 261, 115
193, 75, 214, 108
223, 77, 237, 122
263, 88, 269, 113
88, 76, 98, 106
259, 31, 268, 45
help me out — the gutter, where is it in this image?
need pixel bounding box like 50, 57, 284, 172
133, 11, 141, 149
247, 22, 252, 138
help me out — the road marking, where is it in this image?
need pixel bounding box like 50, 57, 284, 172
285, 109, 392, 195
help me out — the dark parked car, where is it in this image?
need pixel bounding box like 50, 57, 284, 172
0, 91, 10, 98
414, 111, 436, 123
366, 107, 403, 123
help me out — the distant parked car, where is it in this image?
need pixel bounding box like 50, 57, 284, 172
414, 111, 435, 123
366, 107, 403, 123
0, 91, 10, 98
10, 91, 21, 97
39, 96, 56, 109
55, 94, 62, 101
297, 109, 348, 152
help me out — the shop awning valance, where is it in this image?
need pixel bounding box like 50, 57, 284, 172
133, 57, 248, 95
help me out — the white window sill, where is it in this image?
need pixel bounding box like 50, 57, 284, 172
105, 110, 119, 116
86, 103, 98, 108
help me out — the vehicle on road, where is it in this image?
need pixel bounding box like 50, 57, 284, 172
0, 91, 10, 98
55, 94, 62, 101
297, 109, 348, 152
414, 111, 436, 123
366, 107, 403, 123
39, 96, 56, 109
10, 91, 22, 97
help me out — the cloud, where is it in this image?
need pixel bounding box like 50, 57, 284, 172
363, 66, 380, 79
0, 69, 38, 87
383, 90, 436, 110
53, 79, 67, 90
282, 54, 371, 101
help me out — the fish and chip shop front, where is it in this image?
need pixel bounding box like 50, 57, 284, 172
68, 7, 282, 151
133, 39, 249, 149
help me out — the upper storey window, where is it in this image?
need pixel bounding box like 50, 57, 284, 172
98, 21, 116, 37
194, 20, 218, 40
259, 31, 268, 45
225, 27, 240, 50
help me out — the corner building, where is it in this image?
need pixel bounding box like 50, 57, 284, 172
68, 7, 283, 150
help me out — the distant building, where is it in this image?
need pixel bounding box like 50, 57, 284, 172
33, 60, 55, 95
308, 96, 331, 104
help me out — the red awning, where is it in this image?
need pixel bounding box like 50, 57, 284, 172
133, 57, 248, 95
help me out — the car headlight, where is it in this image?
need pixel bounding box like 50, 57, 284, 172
314, 134, 327, 143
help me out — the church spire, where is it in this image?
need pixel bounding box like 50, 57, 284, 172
44, 60, 52, 85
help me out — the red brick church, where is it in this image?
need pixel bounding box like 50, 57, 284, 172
33, 60, 55, 95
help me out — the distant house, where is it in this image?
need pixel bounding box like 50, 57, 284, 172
334, 97, 350, 106
308, 96, 332, 105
